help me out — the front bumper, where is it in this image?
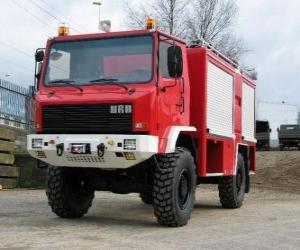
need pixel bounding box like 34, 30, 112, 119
27, 134, 158, 169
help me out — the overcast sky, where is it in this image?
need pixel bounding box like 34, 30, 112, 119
0, 0, 299, 108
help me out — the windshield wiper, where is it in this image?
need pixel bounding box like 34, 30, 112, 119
48, 79, 83, 92
89, 78, 119, 83
89, 78, 136, 95
89, 78, 129, 91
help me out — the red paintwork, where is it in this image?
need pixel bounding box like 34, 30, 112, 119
36, 29, 256, 177
187, 48, 256, 176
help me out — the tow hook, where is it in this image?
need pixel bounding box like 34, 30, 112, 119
97, 143, 105, 157
56, 143, 64, 156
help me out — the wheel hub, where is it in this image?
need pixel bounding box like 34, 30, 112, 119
178, 170, 191, 209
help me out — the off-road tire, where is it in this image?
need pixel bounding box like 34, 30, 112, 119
218, 153, 246, 208
153, 148, 196, 227
46, 166, 94, 218
140, 192, 153, 205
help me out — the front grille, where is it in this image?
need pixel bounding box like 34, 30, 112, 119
42, 104, 132, 134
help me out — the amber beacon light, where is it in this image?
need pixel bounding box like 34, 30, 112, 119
58, 25, 70, 36
146, 18, 157, 30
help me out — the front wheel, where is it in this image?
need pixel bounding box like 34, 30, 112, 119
46, 167, 94, 218
218, 153, 246, 208
153, 148, 196, 227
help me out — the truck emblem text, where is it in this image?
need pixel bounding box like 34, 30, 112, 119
110, 105, 132, 114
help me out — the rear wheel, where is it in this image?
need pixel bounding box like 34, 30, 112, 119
46, 167, 94, 218
218, 153, 246, 208
153, 148, 196, 227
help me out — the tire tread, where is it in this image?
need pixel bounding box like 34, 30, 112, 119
153, 148, 195, 227
46, 167, 94, 218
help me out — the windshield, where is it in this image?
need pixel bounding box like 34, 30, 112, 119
45, 35, 153, 86
281, 125, 299, 130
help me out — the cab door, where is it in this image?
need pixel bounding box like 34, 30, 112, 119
157, 38, 186, 134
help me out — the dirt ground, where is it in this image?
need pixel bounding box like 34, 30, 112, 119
254, 151, 300, 194
0, 151, 299, 249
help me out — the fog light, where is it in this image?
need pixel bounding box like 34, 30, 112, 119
32, 138, 43, 149
124, 139, 136, 150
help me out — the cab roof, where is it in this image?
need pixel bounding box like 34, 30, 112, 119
50, 29, 185, 44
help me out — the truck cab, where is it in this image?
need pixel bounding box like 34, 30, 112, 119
256, 120, 271, 150
278, 124, 300, 150
30, 29, 192, 162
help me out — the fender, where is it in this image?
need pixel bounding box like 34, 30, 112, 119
165, 126, 197, 153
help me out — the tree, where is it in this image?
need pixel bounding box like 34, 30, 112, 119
124, 0, 247, 61
186, 0, 246, 61
125, 0, 187, 37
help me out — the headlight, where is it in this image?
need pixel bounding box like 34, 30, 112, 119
32, 138, 43, 149
124, 139, 136, 150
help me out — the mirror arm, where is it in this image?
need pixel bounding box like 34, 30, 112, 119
161, 77, 178, 92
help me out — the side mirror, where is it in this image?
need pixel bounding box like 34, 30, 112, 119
167, 45, 183, 78
269, 129, 272, 132
35, 50, 44, 62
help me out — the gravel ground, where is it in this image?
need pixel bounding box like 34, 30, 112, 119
0, 152, 299, 250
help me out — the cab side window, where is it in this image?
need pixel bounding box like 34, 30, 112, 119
159, 41, 173, 78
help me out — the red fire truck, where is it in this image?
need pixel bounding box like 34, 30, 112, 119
28, 21, 256, 227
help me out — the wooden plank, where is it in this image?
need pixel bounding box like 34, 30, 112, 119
0, 141, 15, 152
0, 165, 19, 177
0, 128, 16, 141
0, 178, 17, 189
0, 153, 15, 165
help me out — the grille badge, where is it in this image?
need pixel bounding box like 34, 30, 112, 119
110, 105, 132, 114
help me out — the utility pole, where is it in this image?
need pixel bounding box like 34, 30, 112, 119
93, 1, 102, 31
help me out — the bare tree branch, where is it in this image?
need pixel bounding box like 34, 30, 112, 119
125, 0, 188, 36
124, 0, 248, 61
